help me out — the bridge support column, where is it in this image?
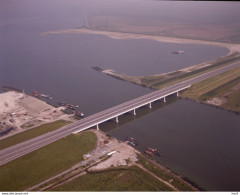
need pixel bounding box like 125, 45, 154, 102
149, 102, 152, 109
163, 96, 166, 103
177, 91, 179, 97
116, 116, 119, 123
96, 124, 99, 130
133, 109, 136, 115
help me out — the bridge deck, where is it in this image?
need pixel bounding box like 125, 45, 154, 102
1, 61, 240, 166
73, 84, 190, 133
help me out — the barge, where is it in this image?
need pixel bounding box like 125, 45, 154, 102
144, 147, 162, 157
126, 137, 138, 145
74, 111, 84, 118
33, 91, 52, 99
58, 101, 84, 118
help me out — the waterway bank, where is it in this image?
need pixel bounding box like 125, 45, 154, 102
0, 93, 198, 191
0, 91, 74, 139
28, 129, 198, 191
44, 27, 240, 115
91, 52, 240, 115
42, 28, 240, 54
2, 0, 240, 191
182, 65, 240, 114
106, 97, 240, 191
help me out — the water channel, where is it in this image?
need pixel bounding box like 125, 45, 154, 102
1, 0, 240, 191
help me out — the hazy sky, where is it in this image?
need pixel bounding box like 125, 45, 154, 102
1, 0, 240, 28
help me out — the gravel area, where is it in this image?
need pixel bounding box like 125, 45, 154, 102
0, 91, 73, 139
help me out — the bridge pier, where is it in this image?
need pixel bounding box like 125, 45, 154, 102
133, 109, 136, 115
72, 85, 191, 135
149, 102, 152, 109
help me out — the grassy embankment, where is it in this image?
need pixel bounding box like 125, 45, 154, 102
108, 52, 240, 89
182, 66, 240, 113
52, 165, 173, 191
136, 154, 200, 191
49, 154, 197, 191
0, 120, 71, 150
0, 131, 97, 191
102, 52, 240, 113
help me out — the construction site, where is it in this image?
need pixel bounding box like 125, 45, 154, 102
0, 91, 74, 139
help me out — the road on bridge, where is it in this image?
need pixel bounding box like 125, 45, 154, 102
1, 61, 240, 166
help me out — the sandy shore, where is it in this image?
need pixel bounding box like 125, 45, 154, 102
42, 28, 240, 54
0, 91, 74, 139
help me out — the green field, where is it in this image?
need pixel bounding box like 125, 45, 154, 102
136, 155, 197, 191
46, 153, 197, 191
0, 131, 97, 191
182, 66, 240, 100
0, 120, 71, 150
52, 166, 173, 191
199, 76, 240, 101
225, 90, 240, 112
102, 52, 240, 94
140, 52, 240, 89
102, 51, 240, 114
182, 66, 240, 113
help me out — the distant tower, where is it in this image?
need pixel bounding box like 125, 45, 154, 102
83, 13, 86, 28
105, 15, 108, 30
83, 11, 88, 29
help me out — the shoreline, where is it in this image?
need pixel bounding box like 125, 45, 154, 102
0, 91, 199, 191
42, 27, 240, 54
0, 91, 75, 139
41, 28, 240, 115
101, 68, 240, 116
3, 27, 236, 190
29, 129, 199, 191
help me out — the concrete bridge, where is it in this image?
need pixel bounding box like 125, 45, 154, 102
1, 61, 240, 166
73, 83, 191, 133
0, 83, 190, 166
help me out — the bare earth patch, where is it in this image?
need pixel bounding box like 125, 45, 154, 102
206, 97, 226, 106
89, 141, 138, 171
87, 130, 139, 171
29, 129, 140, 191
0, 91, 74, 139
29, 130, 196, 192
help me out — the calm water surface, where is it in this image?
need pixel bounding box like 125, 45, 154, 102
105, 98, 240, 191
1, 0, 240, 191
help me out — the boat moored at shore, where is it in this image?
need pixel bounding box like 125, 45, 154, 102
144, 147, 162, 157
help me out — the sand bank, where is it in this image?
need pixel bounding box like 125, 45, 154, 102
42, 28, 240, 53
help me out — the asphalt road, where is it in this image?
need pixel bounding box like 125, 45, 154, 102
1, 61, 240, 166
